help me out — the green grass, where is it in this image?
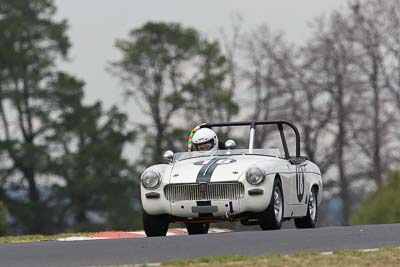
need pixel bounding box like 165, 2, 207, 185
0, 232, 91, 243
163, 247, 400, 267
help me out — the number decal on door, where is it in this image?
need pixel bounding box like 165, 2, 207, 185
295, 165, 305, 202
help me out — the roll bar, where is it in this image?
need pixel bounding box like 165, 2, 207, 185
200, 120, 301, 160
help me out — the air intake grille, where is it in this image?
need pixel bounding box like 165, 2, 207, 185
164, 182, 245, 201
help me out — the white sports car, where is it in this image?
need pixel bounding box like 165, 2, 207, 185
140, 121, 323, 236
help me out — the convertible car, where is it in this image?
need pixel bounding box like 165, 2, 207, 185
140, 121, 323, 236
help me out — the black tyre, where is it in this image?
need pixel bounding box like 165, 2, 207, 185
186, 222, 210, 235
259, 178, 284, 230
294, 187, 318, 228
142, 209, 169, 237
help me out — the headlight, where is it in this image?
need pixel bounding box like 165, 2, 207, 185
246, 167, 265, 185
141, 170, 161, 189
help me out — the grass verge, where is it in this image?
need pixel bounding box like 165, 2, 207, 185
0, 232, 91, 243
163, 247, 400, 267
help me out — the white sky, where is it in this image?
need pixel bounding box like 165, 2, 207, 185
54, 0, 350, 117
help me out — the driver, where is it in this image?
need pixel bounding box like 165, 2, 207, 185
192, 128, 218, 152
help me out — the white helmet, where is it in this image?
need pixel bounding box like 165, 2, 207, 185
192, 128, 218, 152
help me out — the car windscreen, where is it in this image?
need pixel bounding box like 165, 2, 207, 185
173, 148, 282, 161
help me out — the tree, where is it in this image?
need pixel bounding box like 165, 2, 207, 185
220, 14, 244, 123
293, 2, 400, 223
370, 0, 400, 167
379, 0, 400, 113
0, 0, 70, 234
306, 11, 363, 224
112, 22, 237, 165
182, 40, 239, 128
346, 1, 396, 188
45, 73, 139, 232
0, 0, 139, 234
241, 25, 295, 147
288, 46, 335, 175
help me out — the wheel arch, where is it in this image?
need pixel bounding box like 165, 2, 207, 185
274, 173, 282, 184
273, 173, 285, 199
311, 183, 319, 196
274, 173, 285, 208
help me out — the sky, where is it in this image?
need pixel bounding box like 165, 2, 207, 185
54, 0, 350, 118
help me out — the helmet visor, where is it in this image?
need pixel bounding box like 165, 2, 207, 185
194, 139, 214, 151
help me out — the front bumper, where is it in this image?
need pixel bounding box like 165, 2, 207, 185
141, 184, 272, 218
171, 199, 240, 218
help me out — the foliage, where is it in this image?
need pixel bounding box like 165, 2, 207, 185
238, 0, 400, 224
1, 0, 400, 234
0, 0, 140, 234
45, 73, 140, 232
350, 171, 400, 225
0, 0, 71, 234
0, 201, 8, 236
112, 22, 238, 166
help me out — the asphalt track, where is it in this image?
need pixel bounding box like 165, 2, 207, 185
1, 224, 400, 267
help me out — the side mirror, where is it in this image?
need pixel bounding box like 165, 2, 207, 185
225, 140, 237, 150
163, 150, 174, 163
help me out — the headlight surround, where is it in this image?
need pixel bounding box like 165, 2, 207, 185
141, 170, 161, 189
246, 167, 265, 185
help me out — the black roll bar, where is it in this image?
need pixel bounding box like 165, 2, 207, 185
201, 120, 301, 159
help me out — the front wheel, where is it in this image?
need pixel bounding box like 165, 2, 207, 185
294, 187, 318, 228
258, 179, 284, 230
186, 222, 209, 235
142, 209, 169, 237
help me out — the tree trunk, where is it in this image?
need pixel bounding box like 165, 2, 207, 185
337, 76, 351, 224
371, 59, 383, 187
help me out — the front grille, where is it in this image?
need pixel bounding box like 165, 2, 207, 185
164, 182, 245, 201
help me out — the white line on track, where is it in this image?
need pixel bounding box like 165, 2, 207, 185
359, 248, 380, 252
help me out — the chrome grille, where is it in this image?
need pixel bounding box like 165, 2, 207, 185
164, 182, 245, 201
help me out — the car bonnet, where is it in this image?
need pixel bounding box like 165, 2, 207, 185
168, 155, 271, 184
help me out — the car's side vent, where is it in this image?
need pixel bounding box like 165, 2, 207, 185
164, 182, 245, 202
